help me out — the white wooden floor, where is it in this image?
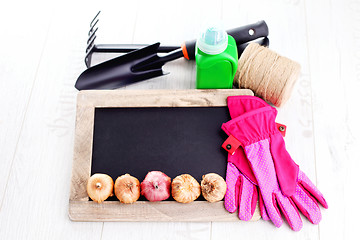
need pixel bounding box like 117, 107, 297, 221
1, 0, 359, 239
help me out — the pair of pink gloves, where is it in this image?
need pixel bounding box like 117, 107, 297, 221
221, 96, 328, 231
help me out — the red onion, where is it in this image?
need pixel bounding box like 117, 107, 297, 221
141, 171, 171, 202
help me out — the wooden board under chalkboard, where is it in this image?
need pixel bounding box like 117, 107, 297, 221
69, 89, 261, 221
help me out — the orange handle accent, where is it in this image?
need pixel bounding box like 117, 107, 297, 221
181, 43, 189, 60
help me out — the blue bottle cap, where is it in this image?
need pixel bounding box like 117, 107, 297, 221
197, 25, 228, 55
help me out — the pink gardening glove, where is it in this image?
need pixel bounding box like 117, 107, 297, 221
224, 96, 270, 221
224, 96, 286, 221
222, 96, 328, 231
225, 151, 269, 221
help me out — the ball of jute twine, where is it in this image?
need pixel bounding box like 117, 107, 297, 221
234, 43, 301, 107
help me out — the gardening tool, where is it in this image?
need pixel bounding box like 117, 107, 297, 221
85, 11, 269, 68
85, 39, 268, 68
86, 11, 180, 67
76, 38, 269, 90
77, 12, 269, 90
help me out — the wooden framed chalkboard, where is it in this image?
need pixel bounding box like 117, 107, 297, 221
69, 89, 260, 221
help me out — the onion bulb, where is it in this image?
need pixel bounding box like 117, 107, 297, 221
114, 174, 140, 203
141, 171, 171, 201
87, 173, 114, 203
201, 173, 227, 203
171, 174, 201, 203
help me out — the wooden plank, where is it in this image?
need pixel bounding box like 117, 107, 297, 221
69, 201, 261, 222
0, 2, 52, 207
0, 5, 104, 240
305, 0, 360, 239
102, 222, 211, 240
76, 89, 253, 107
69, 89, 256, 222
70, 106, 95, 201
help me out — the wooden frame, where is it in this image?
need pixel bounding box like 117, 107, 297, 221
69, 89, 261, 221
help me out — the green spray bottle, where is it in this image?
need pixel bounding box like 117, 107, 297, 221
195, 26, 238, 89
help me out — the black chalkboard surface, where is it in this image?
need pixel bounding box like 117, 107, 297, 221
91, 107, 230, 200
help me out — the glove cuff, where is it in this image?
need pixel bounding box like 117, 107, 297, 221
222, 106, 278, 146
227, 96, 269, 119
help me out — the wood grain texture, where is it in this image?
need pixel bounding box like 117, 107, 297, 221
305, 0, 360, 239
0, 1, 53, 208
70, 106, 95, 201
69, 201, 261, 222
70, 89, 256, 221
0, 0, 357, 239
0, 4, 104, 240
76, 89, 253, 107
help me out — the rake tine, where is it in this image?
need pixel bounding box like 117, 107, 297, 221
86, 35, 97, 53
88, 19, 99, 36
85, 11, 101, 68
87, 27, 98, 45
90, 11, 100, 28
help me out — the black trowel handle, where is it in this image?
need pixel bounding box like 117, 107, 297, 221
227, 20, 269, 44
182, 20, 268, 60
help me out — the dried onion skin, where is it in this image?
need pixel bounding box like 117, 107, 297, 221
114, 174, 140, 204
141, 171, 171, 202
87, 173, 114, 203
171, 174, 201, 203
201, 173, 227, 203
